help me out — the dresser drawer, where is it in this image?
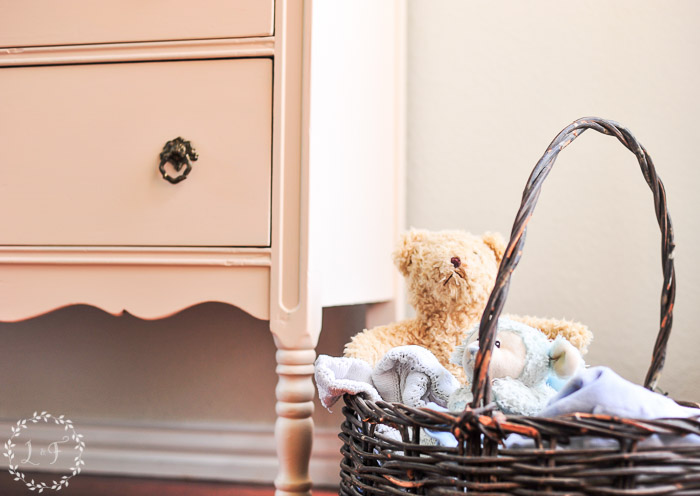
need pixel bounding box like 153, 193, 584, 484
0, 58, 272, 247
0, 1, 274, 48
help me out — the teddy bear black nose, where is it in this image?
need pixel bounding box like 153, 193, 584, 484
450, 256, 461, 268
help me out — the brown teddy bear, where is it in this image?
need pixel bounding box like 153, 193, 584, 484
343, 229, 592, 381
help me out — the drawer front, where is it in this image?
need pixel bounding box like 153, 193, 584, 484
0, 58, 272, 247
0, 1, 274, 48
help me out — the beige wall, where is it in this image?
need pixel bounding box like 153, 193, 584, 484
408, 0, 700, 399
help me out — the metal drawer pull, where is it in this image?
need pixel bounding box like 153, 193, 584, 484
159, 137, 198, 184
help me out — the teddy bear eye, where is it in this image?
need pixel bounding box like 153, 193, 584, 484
450, 256, 461, 268
495, 340, 501, 348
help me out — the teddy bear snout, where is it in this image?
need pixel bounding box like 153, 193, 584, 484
467, 341, 480, 357
440, 262, 469, 288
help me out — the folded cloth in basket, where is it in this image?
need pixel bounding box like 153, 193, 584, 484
314, 345, 459, 411
315, 347, 460, 451
314, 354, 381, 410
371, 345, 460, 408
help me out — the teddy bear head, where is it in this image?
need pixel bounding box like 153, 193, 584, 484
393, 229, 505, 324
452, 318, 583, 387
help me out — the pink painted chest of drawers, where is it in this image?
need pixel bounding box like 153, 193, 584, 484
0, 1, 405, 493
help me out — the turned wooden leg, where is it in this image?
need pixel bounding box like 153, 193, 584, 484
274, 347, 316, 496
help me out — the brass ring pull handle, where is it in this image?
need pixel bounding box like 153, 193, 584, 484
159, 137, 198, 184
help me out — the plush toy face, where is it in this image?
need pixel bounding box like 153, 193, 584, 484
462, 330, 528, 382
452, 318, 584, 388
393, 229, 505, 317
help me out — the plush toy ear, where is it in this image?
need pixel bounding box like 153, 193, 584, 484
450, 326, 480, 369
482, 232, 506, 264
392, 229, 425, 276
549, 336, 584, 379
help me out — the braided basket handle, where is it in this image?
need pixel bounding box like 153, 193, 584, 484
470, 117, 676, 410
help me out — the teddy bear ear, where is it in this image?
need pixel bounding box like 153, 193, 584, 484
392, 229, 425, 276
482, 232, 506, 264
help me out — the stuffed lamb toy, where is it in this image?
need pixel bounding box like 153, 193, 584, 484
448, 317, 584, 416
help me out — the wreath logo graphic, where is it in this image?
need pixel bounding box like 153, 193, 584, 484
3, 412, 85, 492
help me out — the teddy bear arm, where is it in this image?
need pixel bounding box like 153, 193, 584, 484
343, 320, 419, 367
505, 314, 592, 355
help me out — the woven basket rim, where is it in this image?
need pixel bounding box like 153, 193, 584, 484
344, 394, 700, 445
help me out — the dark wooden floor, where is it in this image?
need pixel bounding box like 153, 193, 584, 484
0, 472, 338, 495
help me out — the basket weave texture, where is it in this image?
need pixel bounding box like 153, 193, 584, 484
339, 118, 700, 495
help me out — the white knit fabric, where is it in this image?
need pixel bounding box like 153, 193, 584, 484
314, 355, 381, 410
315, 348, 462, 453
371, 345, 460, 408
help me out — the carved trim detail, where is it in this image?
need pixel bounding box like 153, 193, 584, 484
0, 247, 271, 267
0, 37, 274, 67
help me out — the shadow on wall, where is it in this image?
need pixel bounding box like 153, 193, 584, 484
0, 302, 365, 429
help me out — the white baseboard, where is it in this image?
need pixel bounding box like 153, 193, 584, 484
0, 418, 342, 487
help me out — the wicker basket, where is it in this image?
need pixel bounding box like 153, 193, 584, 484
339, 117, 700, 495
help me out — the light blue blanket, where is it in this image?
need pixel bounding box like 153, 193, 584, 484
426, 366, 700, 448
541, 366, 698, 418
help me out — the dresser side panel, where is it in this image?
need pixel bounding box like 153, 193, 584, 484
309, 0, 404, 308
